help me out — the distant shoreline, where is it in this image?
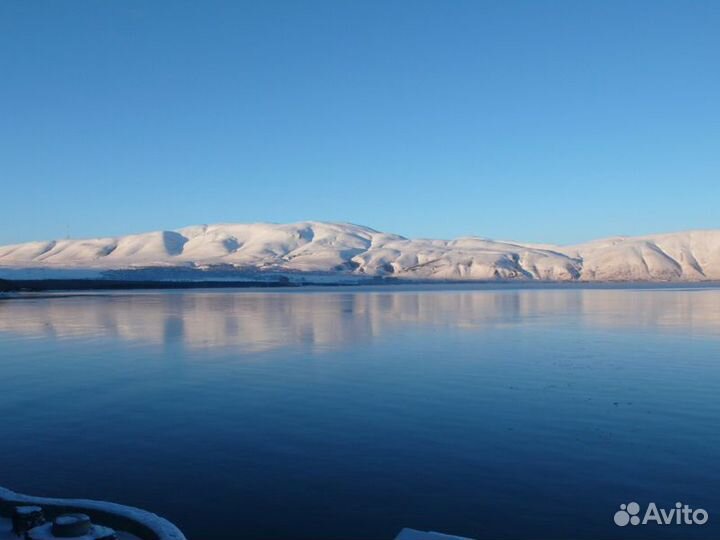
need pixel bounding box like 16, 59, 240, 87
0, 278, 305, 292
2, 278, 719, 294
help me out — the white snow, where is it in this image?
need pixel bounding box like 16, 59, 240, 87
0, 487, 183, 540
1, 517, 138, 540
1, 221, 719, 282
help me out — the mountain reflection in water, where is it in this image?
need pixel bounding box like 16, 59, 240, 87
1, 287, 719, 351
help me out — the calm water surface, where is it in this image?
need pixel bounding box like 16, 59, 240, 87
0, 286, 718, 540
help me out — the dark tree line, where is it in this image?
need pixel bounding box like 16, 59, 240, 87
0, 278, 19, 292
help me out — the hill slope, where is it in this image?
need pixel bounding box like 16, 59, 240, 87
1, 222, 719, 282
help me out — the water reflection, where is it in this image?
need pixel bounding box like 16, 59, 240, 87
1, 288, 719, 350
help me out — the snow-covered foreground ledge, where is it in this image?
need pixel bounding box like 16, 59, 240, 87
0, 487, 186, 540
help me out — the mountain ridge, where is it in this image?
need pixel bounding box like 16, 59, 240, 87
1, 222, 719, 282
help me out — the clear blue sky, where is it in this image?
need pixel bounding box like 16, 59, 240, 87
1, 1, 719, 245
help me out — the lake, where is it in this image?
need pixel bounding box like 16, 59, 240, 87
0, 286, 718, 540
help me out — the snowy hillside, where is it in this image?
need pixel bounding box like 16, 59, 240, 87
0, 222, 719, 282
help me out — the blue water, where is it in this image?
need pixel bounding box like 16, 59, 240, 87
0, 286, 718, 540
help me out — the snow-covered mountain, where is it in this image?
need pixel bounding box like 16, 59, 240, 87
1, 221, 719, 282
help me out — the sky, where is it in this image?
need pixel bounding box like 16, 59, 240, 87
1, 0, 719, 245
